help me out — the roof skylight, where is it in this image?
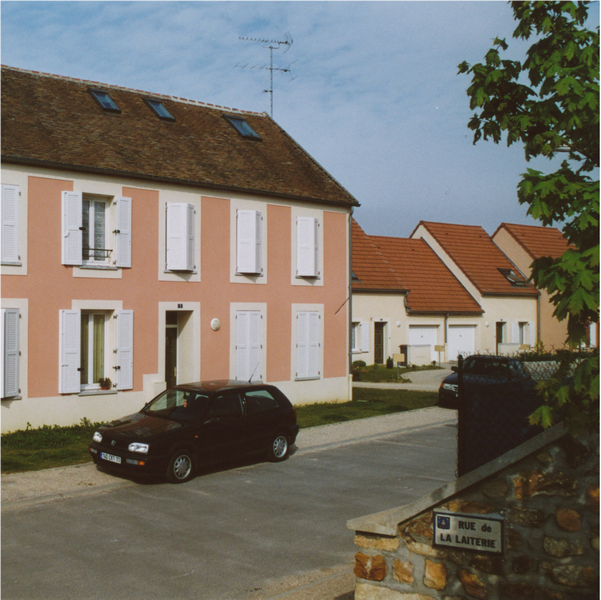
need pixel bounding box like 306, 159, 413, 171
225, 116, 261, 140
145, 99, 175, 122
89, 89, 120, 113
499, 268, 528, 286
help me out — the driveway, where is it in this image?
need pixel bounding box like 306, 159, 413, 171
2, 408, 457, 600
353, 365, 453, 392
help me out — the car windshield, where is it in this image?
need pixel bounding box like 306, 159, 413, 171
142, 389, 209, 421
463, 357, 527, 379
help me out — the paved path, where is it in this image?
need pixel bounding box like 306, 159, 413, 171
1, 406, 456, 509
353, 366, 453, 392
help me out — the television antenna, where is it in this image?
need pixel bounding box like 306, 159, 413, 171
236, 33, 296, 118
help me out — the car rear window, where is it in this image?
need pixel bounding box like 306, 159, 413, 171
244, 390, 279, 415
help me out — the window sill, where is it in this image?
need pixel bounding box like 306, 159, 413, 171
79, 389, 118, 397
1, 261, 22, 267
1, 395, 22, 401
79, 265, 119, 271
295, 274, 321, 280
295, 376, 321, 381
164, 269, 198, 275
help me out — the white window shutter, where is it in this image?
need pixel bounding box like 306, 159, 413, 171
308, 312, 320, 378
61, 191, 83, 266
529, 321, 536, 347
235, 311, 249, 381
249, 311, 262, 381
59, 309, 81, 394
296, 312, 308, 379
116, 310, 134, 390
236, 209, 262, 274
297, 217, 319, 277
2, 308, 20, 398
361, 322, 370, 352
1, 185, 20, 265
166, 202, 195, 271
115, 196, 132, 268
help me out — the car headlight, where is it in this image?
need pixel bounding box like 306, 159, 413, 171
92, 432, 103, 443
443, 384, 456, 391
128, 442, 149, 454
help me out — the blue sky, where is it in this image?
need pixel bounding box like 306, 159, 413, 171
2, 1, 596, 237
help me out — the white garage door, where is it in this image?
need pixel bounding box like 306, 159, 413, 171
447, 325, 476, 362
408, 326, 438, 362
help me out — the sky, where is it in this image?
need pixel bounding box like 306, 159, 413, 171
2, 1, 597, 237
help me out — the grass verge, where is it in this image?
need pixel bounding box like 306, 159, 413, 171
353, 364, 442, 383
1, 389, 439, 474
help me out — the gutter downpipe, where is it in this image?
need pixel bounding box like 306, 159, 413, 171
349, 208, 354, 399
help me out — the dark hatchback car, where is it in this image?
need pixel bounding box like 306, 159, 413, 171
439, 355, 535, 409
89, 381, 299, 483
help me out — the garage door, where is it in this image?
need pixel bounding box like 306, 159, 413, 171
408, 326, 438, 363
447, 325, 476, 362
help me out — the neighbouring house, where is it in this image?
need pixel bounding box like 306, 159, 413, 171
492, 222, 596, 350
351, 220, 483, 365
410, 221, 539, 355
1, 65, 359, 432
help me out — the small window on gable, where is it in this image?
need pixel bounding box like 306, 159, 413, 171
499, 268, 528, 287
145, 99, 175, 122
225, 116, 261, 140
89, 89, 120, 113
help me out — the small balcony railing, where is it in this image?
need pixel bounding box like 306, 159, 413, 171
82, 247, 113, 261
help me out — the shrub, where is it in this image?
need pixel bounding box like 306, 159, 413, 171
386, 356, 394, 369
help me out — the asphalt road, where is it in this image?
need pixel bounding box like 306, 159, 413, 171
2, 413, 457, 600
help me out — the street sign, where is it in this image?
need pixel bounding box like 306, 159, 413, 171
433, 511, 504, 554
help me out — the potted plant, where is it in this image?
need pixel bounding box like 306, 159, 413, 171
98, 377, 112, 390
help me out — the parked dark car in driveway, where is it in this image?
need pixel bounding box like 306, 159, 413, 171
89, 381, 299, 483
439, 355, 535, 409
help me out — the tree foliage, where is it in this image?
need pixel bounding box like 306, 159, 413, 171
459, 1, 599, 434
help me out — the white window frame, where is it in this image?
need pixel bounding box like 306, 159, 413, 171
1, 184, 21, 266
59, 308, 133, 394
351, 322, 361, 353
2, 308, 20, 398
62, 192, 131, 269
235, 310, 263, 382
79, 311, 110, 390
166, 202, 196, 272
296, 311, 321, 380
82, 198, 111, 267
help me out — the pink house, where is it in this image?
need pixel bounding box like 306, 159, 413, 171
1, 66, 358, 432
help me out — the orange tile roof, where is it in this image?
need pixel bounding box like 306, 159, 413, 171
372, 236, 483, 314
413, 221, 539, 296
351, 220, 407, 292
494, 223, 570, 261
1, 66, 358, 207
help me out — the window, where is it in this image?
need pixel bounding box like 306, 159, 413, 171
351, 322, 360, 352
499, 268, 528, 286
236, 209, 262, 275
296, 217, 320, 278
235, 311, 262, 381
208, 394, 243, 418
244, 390, 278, 415
80, 312, 108, 389
225, 116, 261, 140
166, 203, 195, 271
59, 309, 133, 393
2, 308, 20, 398
145, 99, 175, 121
296, 311, 320, 380
62, 192, 131, 268
89, 89, 120, 113
1, 184, 20, 265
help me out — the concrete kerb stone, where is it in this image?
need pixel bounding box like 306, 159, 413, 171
2, 407, 457, 510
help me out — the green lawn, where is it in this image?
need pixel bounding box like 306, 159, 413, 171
352, 363, 442, 383
1, 389, 439, 474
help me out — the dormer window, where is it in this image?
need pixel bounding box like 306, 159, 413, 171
89, 89, 120, 113
225, 116, 261, 140
145, 99, 175, 122
499, 268, 528, 286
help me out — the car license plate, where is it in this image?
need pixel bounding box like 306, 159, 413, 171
100, 452, 121, 465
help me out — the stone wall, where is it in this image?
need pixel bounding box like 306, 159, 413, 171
348, 425, 599, 600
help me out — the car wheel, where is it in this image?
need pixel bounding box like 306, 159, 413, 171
267, 433, 289, 462
166, 449, 195, 483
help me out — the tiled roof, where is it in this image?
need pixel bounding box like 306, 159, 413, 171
372, 236, 483, 314
351, 220, 407, 292
413, 221, 539, 296
494, 223, 569, 261
1, 65, 358, 207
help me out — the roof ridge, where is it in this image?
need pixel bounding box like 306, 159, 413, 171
0, 64, 263, 116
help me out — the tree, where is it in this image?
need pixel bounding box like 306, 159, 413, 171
458, 1, 599, 434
